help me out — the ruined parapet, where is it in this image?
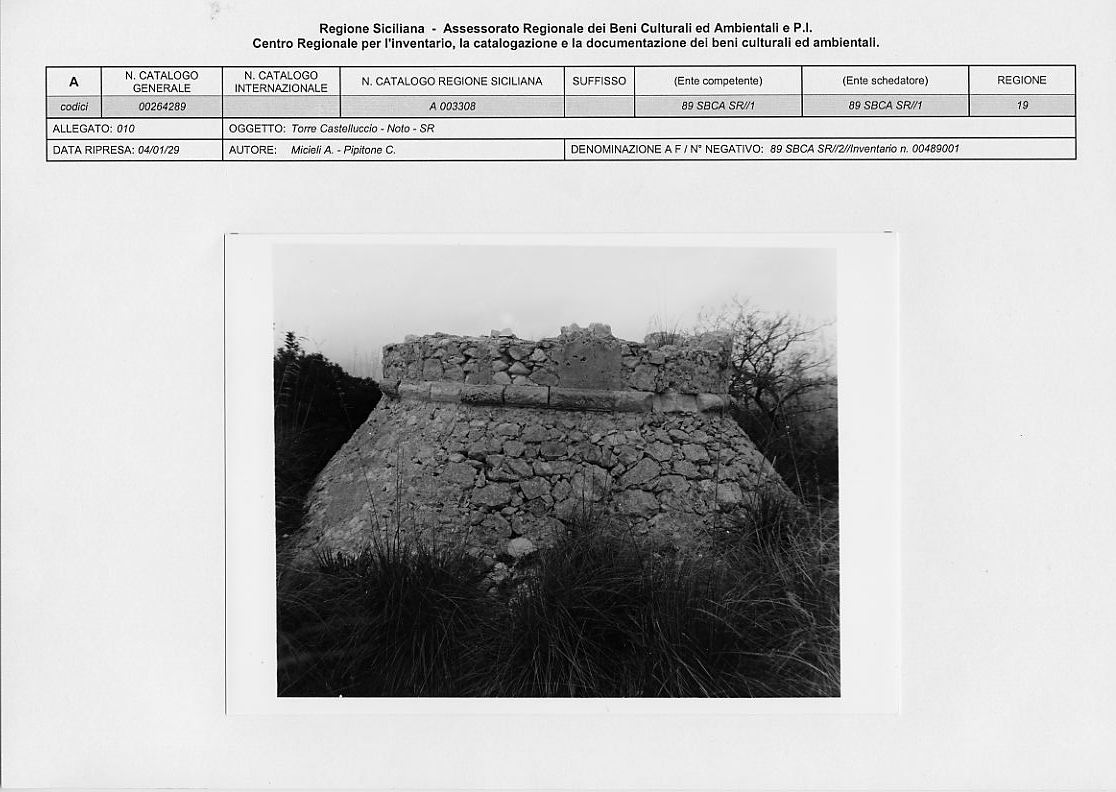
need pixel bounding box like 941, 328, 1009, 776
290, 324, 790, 571
380, 323, 735, 413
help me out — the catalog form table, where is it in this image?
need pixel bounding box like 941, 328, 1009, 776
46, 64, 1076, 161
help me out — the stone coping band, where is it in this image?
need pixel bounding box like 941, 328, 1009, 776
381, 380, 729, 414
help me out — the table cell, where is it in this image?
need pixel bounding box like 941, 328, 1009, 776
970, 94, 1075, 116
804, 66, 968, 95
804, 94, 968, 117
223, 138, 563, 161
218, 114, 1076, 141
566, 95, 634, 117
48, 118, 223, 138
224, 96, 340, 117
637, 94, 800, 117
969, 66, 1074, 94
47, 96, 101, 117
341, 67, 563, 96
566, 137, 1074, 160
635, 66, 800, 95
342, 95, 562, 118
47, 139, 221, 160
101, 67, 221, 96
565, 67, 634, 96
223, 67, 339, 101
101, 95, 222, 117
47, 67, 100, 95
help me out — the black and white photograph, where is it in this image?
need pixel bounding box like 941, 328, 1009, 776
265, 241, 842, 697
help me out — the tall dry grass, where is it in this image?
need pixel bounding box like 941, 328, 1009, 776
277, 488, 838, 697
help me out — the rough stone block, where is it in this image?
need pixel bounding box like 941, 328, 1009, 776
716, 481, 744, 508
581, 443, 615, 468
464, 368, 492, 385
486, 464, 519, 483
504, 385, 550, 407
519, 477, 550, 501
521, 424, 549, 443
630, 364, 659, 391
442, 462, 477, 487
507, 536, 537, 559
528, 369, 559, 386
550, 388, 619, 412
508, 344, 536, 361
502, 440, 527, 457
459, 384, 505, 406
616, 489, 659, 517
540, 440, 567, 460
505, 457, 534, 478
652, 474, 688, 494
554, 337, 623, 389
472, 483, 514, 508
570, 465, 613, 501
682, 443, 710, 462
442, 364, 465, 382
615, 445, 642, 466
421, 359, 444, 379
620, 456, 660, 488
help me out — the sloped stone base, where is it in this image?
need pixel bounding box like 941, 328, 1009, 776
287, 395, 791, 568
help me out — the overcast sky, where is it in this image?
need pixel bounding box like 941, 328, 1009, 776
273, 243, 836, 377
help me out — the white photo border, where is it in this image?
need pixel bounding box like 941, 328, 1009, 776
224, 232, 899, 715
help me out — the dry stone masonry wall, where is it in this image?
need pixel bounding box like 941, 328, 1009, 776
291, 324, 792, 569
380, 323, 734, 413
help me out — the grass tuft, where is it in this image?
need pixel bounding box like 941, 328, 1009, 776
277, 538, 494, 697
277, 492, 839, 698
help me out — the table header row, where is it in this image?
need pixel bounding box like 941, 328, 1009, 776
47, 66, 1076, 97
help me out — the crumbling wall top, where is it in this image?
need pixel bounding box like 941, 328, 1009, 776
382, 323, 733, 398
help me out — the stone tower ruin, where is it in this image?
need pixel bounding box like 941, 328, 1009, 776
289, 323, 791, 567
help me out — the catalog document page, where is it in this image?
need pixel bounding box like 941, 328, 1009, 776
2, 1, 1114, 790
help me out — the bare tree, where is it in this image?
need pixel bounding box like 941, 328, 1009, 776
698, 298, 834, 422
697, 299, 838, 497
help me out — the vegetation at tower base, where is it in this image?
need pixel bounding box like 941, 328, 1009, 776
276, 492, 838, 697
274, 332, 381, 545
